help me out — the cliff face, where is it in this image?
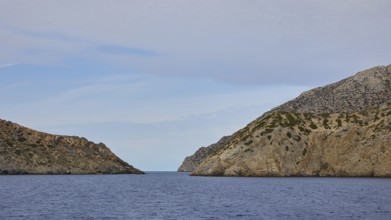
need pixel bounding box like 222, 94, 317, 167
0, 120, 143, 174
181, 64, 391, 176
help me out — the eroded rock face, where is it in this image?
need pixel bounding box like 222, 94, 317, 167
181, 64, 391, 176
0, 120, 143, 174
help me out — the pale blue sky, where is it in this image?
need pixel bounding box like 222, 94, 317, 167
1, 0, 391, 170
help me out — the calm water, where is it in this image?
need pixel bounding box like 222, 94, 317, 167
0, 172, 390, 219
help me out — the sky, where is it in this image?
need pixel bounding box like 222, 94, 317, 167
0, 0, 391, 171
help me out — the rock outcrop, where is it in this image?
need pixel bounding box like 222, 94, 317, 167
180, 64, 391, 176
0, 120, 143, 174
272, 65, 391, 113
178, 136, 230, 172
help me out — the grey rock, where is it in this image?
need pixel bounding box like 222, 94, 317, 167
272, 65, 391, 113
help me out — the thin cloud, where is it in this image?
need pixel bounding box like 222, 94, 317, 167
3, 25, 158, 57
97, 45, 158, 57
0, 1, 390, 85
1, 25, 85, 43
0, 63, 17, 69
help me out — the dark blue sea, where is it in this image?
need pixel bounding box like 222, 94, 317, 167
0, 172, 390, 219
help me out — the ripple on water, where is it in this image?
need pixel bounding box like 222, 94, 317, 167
0, 173, 391, 219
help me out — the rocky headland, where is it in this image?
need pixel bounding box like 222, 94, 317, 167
178, 136, 230, 172
180, 64, 391, 177
0, 120, 143, 174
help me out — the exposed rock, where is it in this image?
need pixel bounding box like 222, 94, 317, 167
192, 104, 391, 176
272, 65, 391, 113
181, 64, 391, 176
178, 136, 230, 172
0, 120, 143, 174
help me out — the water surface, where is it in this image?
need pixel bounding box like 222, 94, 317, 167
1, 172, 390, 219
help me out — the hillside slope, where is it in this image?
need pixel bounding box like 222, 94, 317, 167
178, 136, 230, 172
272, 65, 391, 113
180, 64, 391, 176
0, 120, 143, 174
192, 104, 391, 176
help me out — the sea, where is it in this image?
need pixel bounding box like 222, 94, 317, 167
0, 172, 390, 219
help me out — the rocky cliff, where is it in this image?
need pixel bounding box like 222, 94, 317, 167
0, 120, 143, 174
180, 64, 391, 176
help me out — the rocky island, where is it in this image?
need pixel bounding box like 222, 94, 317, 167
179, 64, 391, 177
0, 120, 143, 174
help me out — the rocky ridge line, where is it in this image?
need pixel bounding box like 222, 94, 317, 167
272, 65, 391, 113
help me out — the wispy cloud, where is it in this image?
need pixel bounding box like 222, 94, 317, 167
1, 25, 85, 43
97, 45, 157, 57
1, 1, 390, 85
3, 25, 158, 57
0, 63, 17, 69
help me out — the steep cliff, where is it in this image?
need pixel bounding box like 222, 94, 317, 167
0, 120, 143, 174
181, 64, 391, 176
